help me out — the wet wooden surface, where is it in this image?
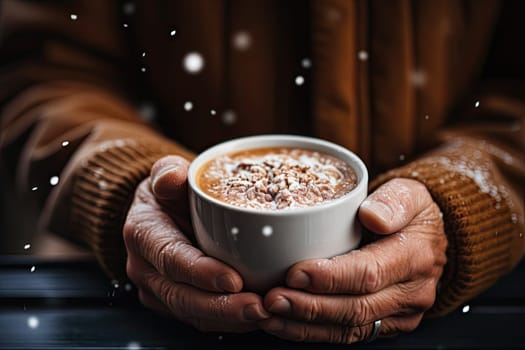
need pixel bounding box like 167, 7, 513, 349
0, 256, 523, 349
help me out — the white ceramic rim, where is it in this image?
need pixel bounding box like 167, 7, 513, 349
188, 134, 368, 217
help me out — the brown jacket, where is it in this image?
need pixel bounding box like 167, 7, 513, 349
0, 0, 524, 317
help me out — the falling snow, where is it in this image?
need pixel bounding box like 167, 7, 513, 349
141, 67, 146, 72
70, 14, 78, 21
170, 29, 177, 37
124, 283, 133, 292
475, 101, 480, 108
411, 70, 427, 87
424, 115, 430, 120
210, 109, 217, 116
27, 316, 39, 329
221, 110, 237, 125
183, 52, 204, 74
123, 23, 129, 28
399, 154, 405, 161
437, 156, 501, 200
50, 176, 59, 186
24, 244, 31, 250
61, 141, 69, 147
31, 186, 38, 191
357, 50, 368, 61
262, 225, 273, 237
231, 227, 239, 235
462, 305, 470, 313
138, 102, 156, 121
301, 58, 312, 69
232, 31, 252, 51
218, 335, 224, 341
184, 101, 193, 111
141, 51, 146, 57
295, 75, 305, 86
123, 2, 136, 15
30, 266, 36, 272
93, 167, 105, 177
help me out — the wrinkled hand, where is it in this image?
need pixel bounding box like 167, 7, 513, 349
123, 155, 270, 332
260, 178, 447, 343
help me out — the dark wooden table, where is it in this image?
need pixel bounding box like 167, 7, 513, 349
0, 256, 523, 349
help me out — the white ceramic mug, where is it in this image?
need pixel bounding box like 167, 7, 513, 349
188, 135, 368, 293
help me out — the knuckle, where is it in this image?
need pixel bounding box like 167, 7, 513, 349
353, 325, 368, 343
414, 247, 435, 275
328, 326, 343, 343
350, 299, 371, 326
157, 278, 185, 316
169, 240, 197, 279
361, 258, 380, 293
207, 295, 231, 319
156, 240, 176, 276
325, 268, 339, 293
414, 284, 437, 311
294, 324, 310, 342
304, 298, 322, 322
309, 261, 337, 293
188, 254, 205, 285
336, 326, 360, 344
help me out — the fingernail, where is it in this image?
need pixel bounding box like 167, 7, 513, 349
243, 304, 270, 321
262, 318, 285, 332
366, 200, 393, 222
151, 165, 187, 200
287, 270, 310, 289
269, 296, 291, 314
151, 165, 179, 188
216, 274, 236, 292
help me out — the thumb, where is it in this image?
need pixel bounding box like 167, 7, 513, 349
150, 155, 190, 201
358, 178, 433, 234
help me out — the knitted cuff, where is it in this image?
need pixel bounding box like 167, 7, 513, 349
371, 150, 519, 317
70, 139, 183, 281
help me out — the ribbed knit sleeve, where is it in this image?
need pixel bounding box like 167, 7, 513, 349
371, 138, 525, 317
70, 139, 185, 281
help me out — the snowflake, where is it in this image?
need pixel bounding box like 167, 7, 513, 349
295, 75, 305, 86
183, 52, 204, 74
357, 50, 368, 61
50, 176, 59, 186
232, 31, 252, 51
301, 58, 312, 68
262, 225, 273, 237
184, 101, 193, 111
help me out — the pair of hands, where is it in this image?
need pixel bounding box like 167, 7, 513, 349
123, 156, 447, 344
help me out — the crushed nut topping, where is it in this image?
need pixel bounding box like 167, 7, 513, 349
198, 147, 358, 209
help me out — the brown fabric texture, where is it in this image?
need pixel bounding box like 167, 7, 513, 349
0, 0, 524, 319
371, 138, 524, 316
